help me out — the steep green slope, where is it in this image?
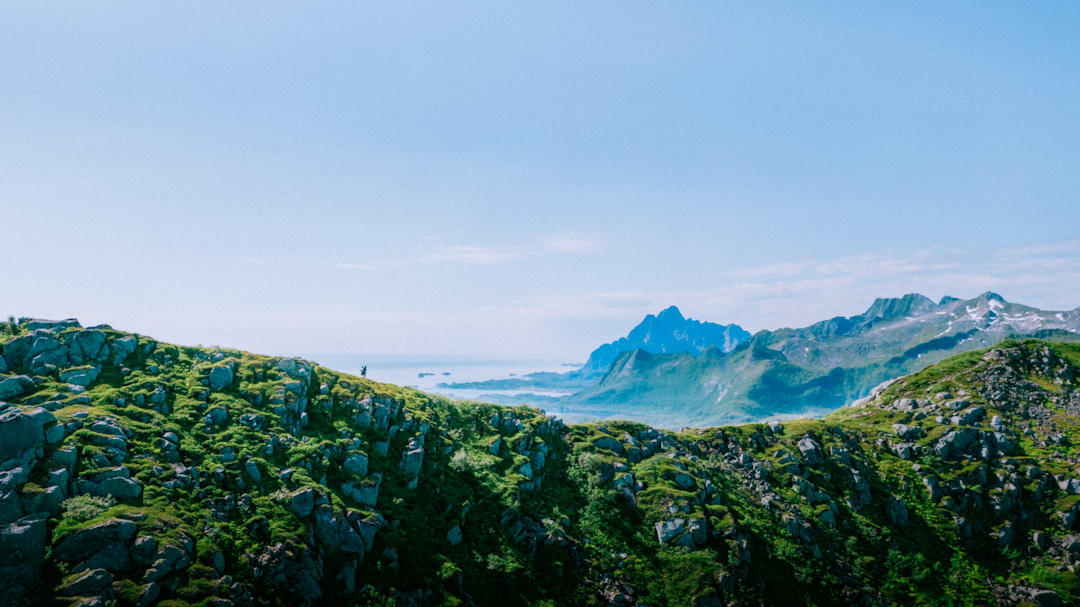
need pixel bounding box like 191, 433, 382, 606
572, 292, 1080, 425
3, 319, 1080, 606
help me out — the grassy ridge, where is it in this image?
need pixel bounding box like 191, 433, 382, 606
2, 322, 1080, 606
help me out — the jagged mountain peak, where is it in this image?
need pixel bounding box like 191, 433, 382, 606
581, 307, 750, 372
861, 293, 937, 320
654, 305, 686, 322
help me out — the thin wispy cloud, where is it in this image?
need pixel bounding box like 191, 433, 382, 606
490, 238, 1080, 332
335, 234, 606, 270
429, 245, 533, 265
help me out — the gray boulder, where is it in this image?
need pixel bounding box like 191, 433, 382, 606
893, 442, 916, 460
58, 568, 113, 596
593, 436, 624, 454
67, 330, 109, 365
655, 518, 686, 544
59, 366, 101, 387
797, 437, 824, 468
277, 358, 313, 379
343, 453, 369, 476
26, 336, 69, 375
131, 536, 158, 566
0, 490, 24, 526
0, 513, 48, 606
203, 407, 228, 426
101, 477, 142, 500
400, 448, 424, 477
1, 334, 34, 371
935, 428, 977, 459
208, 365, 234, 391
892, 424, 925, 441
689, 518, 706, 545
951, 406, 986, 427
111, 336, 138, 364
45, 424, 66, 444
24, 319, 80, 332
54, 518, 137, 564
289, 488, 314, 518
446, 525, 462, 546
0, 406, 48, 461
244, 460, 262, 485
0, 376, 33, 401
342, 475, 381, 507
144, 543, 191, 583
885, 498, 909, 527
89, 418, 125, 438
1031, 589, 1063, 607
23, 485, 65, 517
313, 506, 365, 555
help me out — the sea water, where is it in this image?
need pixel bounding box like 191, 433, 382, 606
299, 354, 576, 400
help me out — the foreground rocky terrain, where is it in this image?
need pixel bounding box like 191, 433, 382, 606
2, 318, 1080, 606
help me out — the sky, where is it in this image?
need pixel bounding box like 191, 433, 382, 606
1, 2, 1079, 360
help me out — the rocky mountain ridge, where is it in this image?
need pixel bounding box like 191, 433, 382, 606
570, 292, 1080, 426
3, 318, 1080, 605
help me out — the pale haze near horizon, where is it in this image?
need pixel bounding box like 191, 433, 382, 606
1, 3, 1078, 361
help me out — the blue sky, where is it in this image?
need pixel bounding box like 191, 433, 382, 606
2, 2, 1078, 359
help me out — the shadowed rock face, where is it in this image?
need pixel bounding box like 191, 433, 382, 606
3, 318, 1080, 606
0, 513, 48, 606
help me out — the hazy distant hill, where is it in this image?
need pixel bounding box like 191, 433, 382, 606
569, 292, 1080, 425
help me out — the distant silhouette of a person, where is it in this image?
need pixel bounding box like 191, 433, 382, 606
361, 365, 367, 378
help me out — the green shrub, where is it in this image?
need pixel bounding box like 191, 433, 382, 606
449, 449, 494, 474
60, 494, 117, 524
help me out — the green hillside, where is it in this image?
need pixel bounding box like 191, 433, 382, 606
3, 319, 1080, 605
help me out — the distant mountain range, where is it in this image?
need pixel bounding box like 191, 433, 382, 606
438, 306, 749, 392
567, 292, 1080, 426
579, 305, 750, 373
